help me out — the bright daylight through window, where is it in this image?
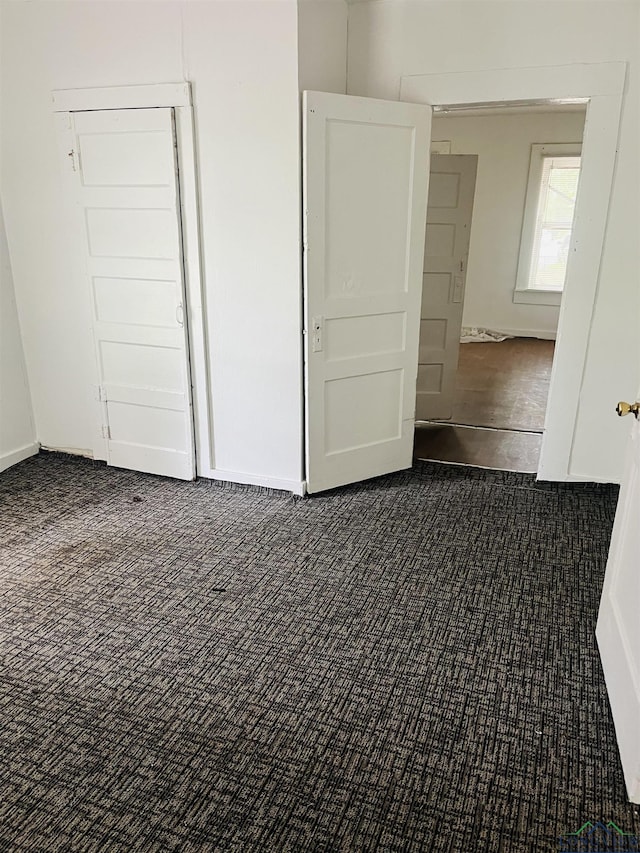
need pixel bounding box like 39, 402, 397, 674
529, 155, 581, 290
515, 143, 582, 303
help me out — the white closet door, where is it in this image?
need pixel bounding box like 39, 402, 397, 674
70, 108, 195, 480
303, 91, 431, 494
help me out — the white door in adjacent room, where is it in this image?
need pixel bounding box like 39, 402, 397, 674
597, 395, 640, 804
68, 107, 196, 480
303, 91, 431, 494
417, 153, 477, 421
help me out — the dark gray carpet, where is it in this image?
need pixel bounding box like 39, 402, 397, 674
0, 452, 637, 852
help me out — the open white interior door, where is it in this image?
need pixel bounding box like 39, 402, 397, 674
69, 108, 196, 481
303, 91, 431, 494
596, 395, 640, 804
417, 154, 477, 421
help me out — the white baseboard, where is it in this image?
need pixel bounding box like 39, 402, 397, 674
0, 442, 39, 473
496, 327, 557, 341
40, 445, 94, 459
200, 467, 306, 496
25, 450, 305, 494
536, 471, 618, 485
567, 471, 618, 485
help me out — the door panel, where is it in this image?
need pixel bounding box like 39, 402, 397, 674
303, 91, 431, 494
325, 121, 415, 296
93, 278, 177, 327
86, 208, 177, 259
417, 153, 478, 421
71, 108, 195, 481
324, 313, 406, 361
596, 399, 640, 803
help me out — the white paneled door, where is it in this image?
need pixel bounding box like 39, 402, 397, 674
417, 154, 477, 421
303, 91, 431, 494
69, 108, 196, 480
597, 396, 640, 804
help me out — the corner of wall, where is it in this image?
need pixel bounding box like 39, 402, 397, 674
0, 197, 37, 472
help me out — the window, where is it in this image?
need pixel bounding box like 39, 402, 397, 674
514, 143, 582, 305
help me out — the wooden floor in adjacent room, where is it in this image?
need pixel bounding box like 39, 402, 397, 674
415, 338, 555, 473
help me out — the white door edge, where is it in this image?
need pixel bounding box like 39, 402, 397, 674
596, 404, 640, 804
596, 608, 640, 804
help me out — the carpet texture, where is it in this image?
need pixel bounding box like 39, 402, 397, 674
0, 453, 637, 852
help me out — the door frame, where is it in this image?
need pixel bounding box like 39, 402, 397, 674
52, 83, 213, 476
401, 62, 626, 482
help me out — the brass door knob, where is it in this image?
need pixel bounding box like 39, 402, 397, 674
616, 401, 640, 418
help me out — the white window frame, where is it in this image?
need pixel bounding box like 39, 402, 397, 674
514, 142, 582, 306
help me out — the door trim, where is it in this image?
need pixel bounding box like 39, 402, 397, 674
52, 83, 191, 112
52, 83, 213, 476
400, 62, 626, 482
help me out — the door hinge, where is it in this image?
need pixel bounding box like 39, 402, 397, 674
101, 424, 111, 440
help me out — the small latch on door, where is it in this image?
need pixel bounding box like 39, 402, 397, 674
311, 316, 323, 353
176, 304, 184, 327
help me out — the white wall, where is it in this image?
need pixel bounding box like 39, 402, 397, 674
0, 200, 36, 471
431, 109, 586, 339
298, 0, 348, 94
1, 0, 304, 490
2, 0, 636, 488
347, 0, 640, 483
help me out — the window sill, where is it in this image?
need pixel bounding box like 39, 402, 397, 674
513, 289, 562, 307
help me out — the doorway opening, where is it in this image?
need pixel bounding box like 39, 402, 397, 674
414, 101, 587, 473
